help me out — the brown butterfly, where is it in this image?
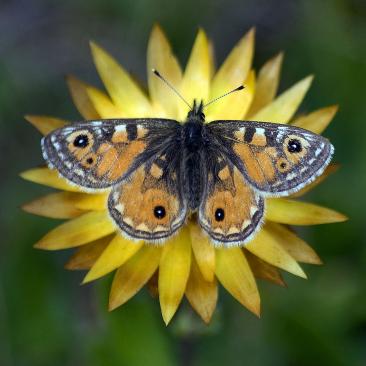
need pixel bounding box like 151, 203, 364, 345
41, 74, 334, 246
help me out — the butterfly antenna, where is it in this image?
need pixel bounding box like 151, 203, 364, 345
152, 69, 192, 109
204, 85, 245, 108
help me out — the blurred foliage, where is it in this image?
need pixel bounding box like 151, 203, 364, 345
1, 0, 366, 365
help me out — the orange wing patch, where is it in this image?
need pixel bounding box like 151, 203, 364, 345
95, 140, 147, 180
233, 144, 277, 186
108, 165, 186, 241
199, 167, 264, 245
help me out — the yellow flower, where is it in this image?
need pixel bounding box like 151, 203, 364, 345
21, 25, 347, 325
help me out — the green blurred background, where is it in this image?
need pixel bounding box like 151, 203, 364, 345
1, 0, 365, 365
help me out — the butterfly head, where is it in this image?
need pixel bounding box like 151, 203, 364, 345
187, 99, 205, 123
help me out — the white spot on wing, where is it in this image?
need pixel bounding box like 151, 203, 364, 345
315, 148, 322, 157
115, 125, 126, 132
250, 206, 258, 217
136, 223, 150, 232
241, 220, 251, 230
115, 203, 125, 213
286, 172, 297, 180
124, 217, 134, 227
255, 127, 265, 136
74, 169, 85, 177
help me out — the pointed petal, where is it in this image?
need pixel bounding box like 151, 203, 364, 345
109, 245, 162, 310
86, 86, 124, 118
66, 75, 100, 120
290, 163, 340, 198
179, 29, 210, 119
266, 198, 348, 225
21, 192, 85, 219
159, 227, 192, 325
24, 115, 68, 135
73, 193, 108, 211
247, 226, 307, 278
215, 247, 260, 316
83, 235, 143, 283
65, 236, 112, 270
247, 52, 283, 116
90, 42, 151, 117
291, 105, 338, 134
245, 250, 285, 286
189, 223, 215, 282
185, 257, 218, 324
207, 29, 255, 120
265, 223, 322, 264
20, 167, 81, 192
240, 70, 256, 119
252, 75, 313, 123
208, 39, 216, 79
147, 24, 182, 118
35, 211, 115, 250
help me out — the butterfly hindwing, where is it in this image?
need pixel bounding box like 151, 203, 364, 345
198, 152, 264, 246
206, 120, 334, 196
41, 118, 180, 190
108, 148, 187, 241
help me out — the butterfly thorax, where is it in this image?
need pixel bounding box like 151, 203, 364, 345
182, 100, 207, 209
183, 100, 206, 153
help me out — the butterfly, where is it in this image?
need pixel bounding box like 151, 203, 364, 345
41, 91, 334, 247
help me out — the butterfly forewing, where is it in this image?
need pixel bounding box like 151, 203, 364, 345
206, 120, 334, 196
41, 118, 180, 190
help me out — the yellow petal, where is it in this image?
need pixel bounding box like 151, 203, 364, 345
159, 227, 192, 325
207, 28, 255, 120
179, 29, 210, 119
208, 39, 216, 79
90, 41, 151, 117
189, 223, 215, 282
290, 163, 340, 198
247, 52, 283, 117
35, 211, 115, 250
215, 247, 260, 316
147, 24, 182, 118
240, 70, 256, 119
185, 257, 218, 324
245, 251, 285, 286
252, 75, 313, 123
22, 192, 85, 219
247, 226, 307, 278
83, 235, 143, 283
73, 193, 108, 211
25, 115, 68, 135
66, 75, 100, 120
109, 245, 162, 310
86, 86, 124, 118
20, 167, 81, 192
266, 198, 348, 225
265, 223, 322, 264
291, 105, 338, 134
65, 236, 112, 270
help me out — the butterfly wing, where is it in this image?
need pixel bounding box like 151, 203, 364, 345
41, 118, 180, 190
198, 151, 264, 246
206, 120, 334, 196
108, 146, 187, 241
